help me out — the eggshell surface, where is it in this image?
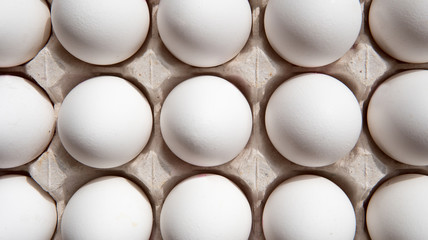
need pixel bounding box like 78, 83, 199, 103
157, 0, 252, 67
0, 0, 51, 68
265, 73, 362, 167
160, 75, 252, 167
367, 174, 428, 240
51, 0, 150, 65
368, 70, 428, 166
0, 75, 55, 168
264, 0, 362, 67
0, 175, 57, 240
61, 176, 153, 240
262, 175, 356, 240
369, 0, 428, 63
160, 174, 252, 240
57, 76, 153, 168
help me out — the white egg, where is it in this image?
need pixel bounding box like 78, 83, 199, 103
0, 75, 55, 168
263, 175, 356, 240
157, 0, 252, 67
369, 0, 428, 63
57, 76, 153, 169
264, 0, 362, 67
160, 174, 252, 240
0, 0, 51, 68
51, 0, 150, 65
368, 70, 428, 166
367, 174, 428, 240
265, 73, 362, 167
0, 175, 57, 240
61, 176, 153, 240
160, 75, 252, 167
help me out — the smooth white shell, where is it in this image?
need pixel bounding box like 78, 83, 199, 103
157, 0, 252, 67
265, 73, 362, 167
160, 174, 252, 240
58, 76, 153, 169
51, 0, 150, 65
160, 75, 252, 167
264, 0, 362, 67
0, 75, 55, 168
0, 175, 57, 240
0, 0, 51, 68
263, 175, 356, 240
61, 176, 153, 240
368, 70, 428, 166
369, 0, 428, 63
367, 174, 428, 240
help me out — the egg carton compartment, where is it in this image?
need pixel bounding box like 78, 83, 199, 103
1, 0, 428, 239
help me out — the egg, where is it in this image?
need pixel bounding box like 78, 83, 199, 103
367, 174, 428, 240
368, 70, 428, 166
264, 0, 362, 67
57, 76, 153, 168
265, 73, 362, 167
160, 75, 252, 167
51, 0, 150, 65
61, 176, 153, 240
369, 0, 428, 63
0, 75, 55, 168
0, 175, 57, 240
157, 0, 252, 67
160, 174, 252, 240
0, 0, 51, 68
262, 175, 356, 240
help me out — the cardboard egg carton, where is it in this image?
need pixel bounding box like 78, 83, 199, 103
2, 0, 428, 239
